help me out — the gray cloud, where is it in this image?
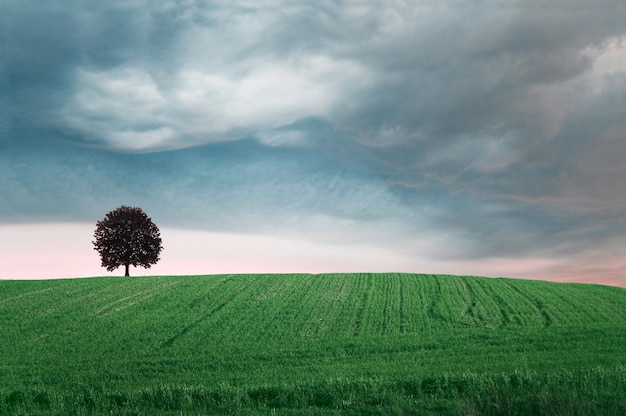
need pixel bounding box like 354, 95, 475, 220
2, 0, 626, 268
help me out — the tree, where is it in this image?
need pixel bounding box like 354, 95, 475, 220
93, 205, 163, 276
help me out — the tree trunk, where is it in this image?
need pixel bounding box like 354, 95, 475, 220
125, 263, 130, 277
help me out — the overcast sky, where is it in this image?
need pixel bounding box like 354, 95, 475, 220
2, 1, 626, 287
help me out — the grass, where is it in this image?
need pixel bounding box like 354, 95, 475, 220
1, 273, 625, 414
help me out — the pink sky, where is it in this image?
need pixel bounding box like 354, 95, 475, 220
1, 223, 624, 288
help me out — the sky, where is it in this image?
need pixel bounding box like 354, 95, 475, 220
2, 1, 626, 287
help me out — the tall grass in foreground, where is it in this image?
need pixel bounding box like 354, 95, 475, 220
2, 366, 625, 415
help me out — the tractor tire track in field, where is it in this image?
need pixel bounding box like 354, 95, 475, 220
352, 290, 368, 337
502, 280, 553, 327
0, 287, 54, 306
350, 274, 377, 337
303, 275, 346, 338
160, 276, 257, 348
92, 281, 182, 317
426, 277, 447, 325
458, 279, 474, 328
398, 276, 408, 334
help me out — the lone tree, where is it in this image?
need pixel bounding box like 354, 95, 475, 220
93, 205, 163, 276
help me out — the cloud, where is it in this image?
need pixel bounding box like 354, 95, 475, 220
7, 1, 626, 154
60, 51, 369, 152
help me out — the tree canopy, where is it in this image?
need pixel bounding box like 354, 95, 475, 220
93, 206, 163, 276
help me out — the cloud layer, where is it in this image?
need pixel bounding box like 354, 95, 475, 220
2, 1, 626, 283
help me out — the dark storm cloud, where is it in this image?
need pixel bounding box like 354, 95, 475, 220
0, 136, 419, 252
2, 1, 177, 148
2, 0, 626, 263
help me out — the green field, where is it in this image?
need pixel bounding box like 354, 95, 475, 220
1, 273, 625, 415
